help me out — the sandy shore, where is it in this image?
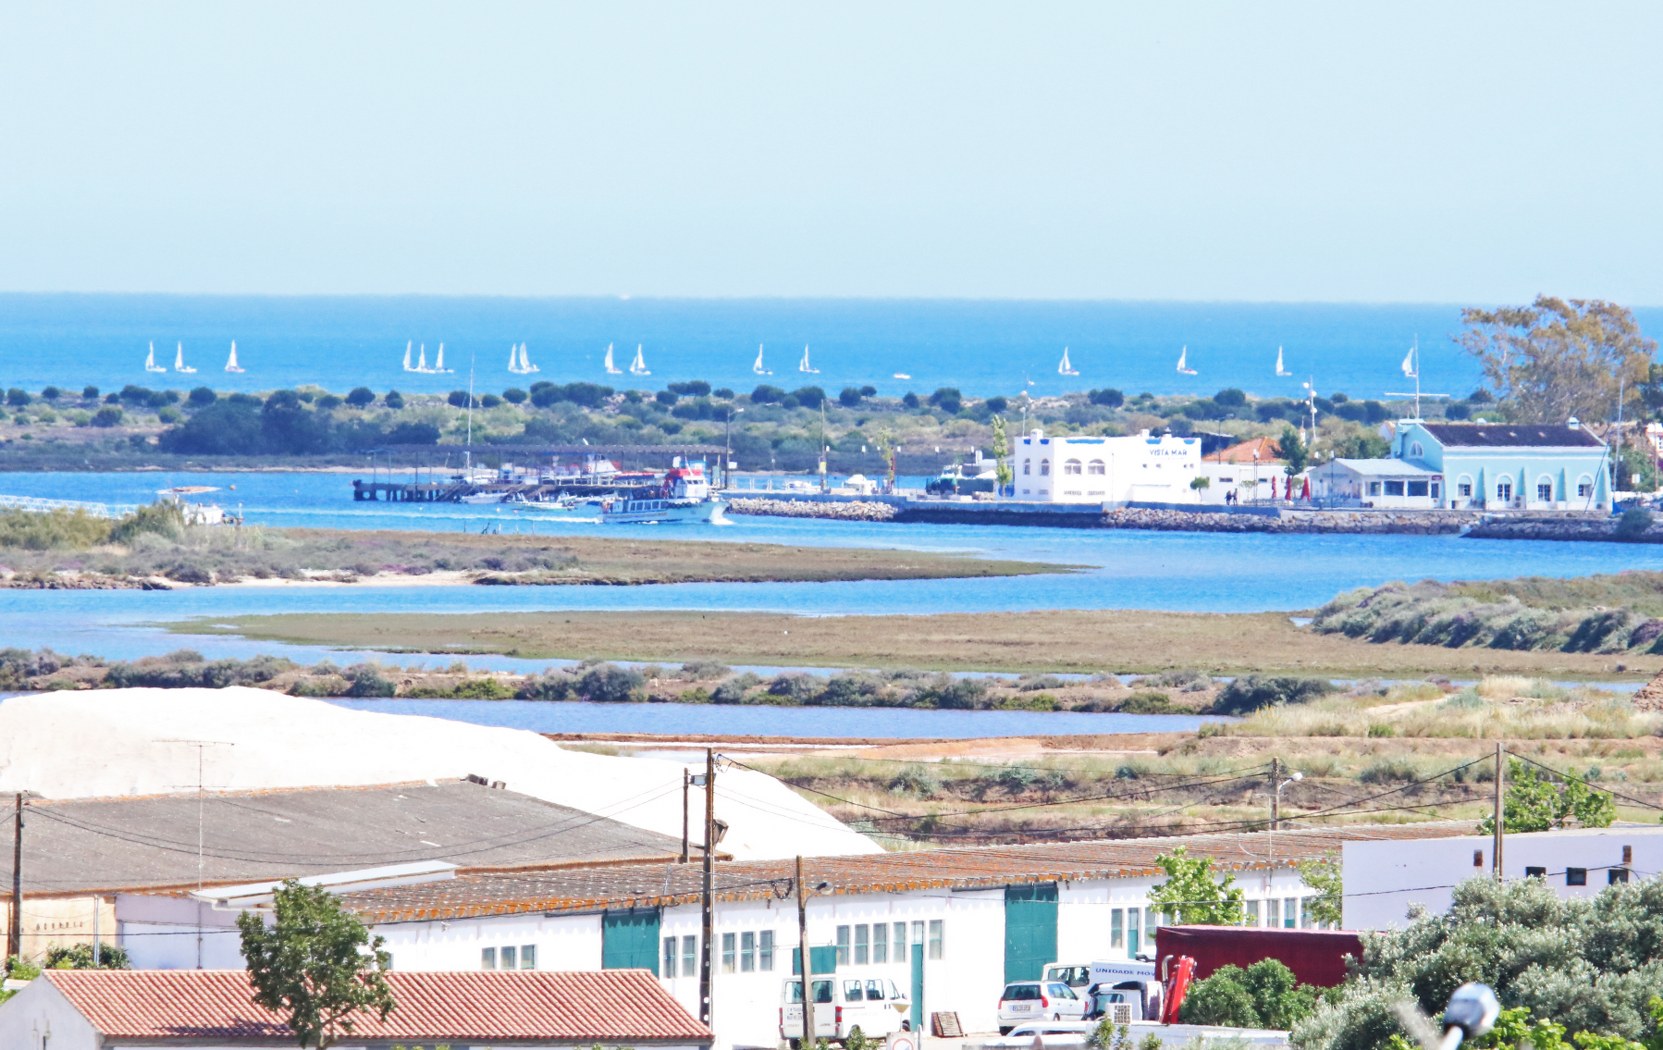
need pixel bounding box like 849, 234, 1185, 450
219, 569, 478, 588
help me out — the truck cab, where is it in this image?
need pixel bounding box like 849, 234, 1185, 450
1042, 961, 1163, 1023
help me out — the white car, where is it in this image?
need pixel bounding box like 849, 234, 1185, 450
997, 981, 1089, 1034
982, 1020, 1099, 1049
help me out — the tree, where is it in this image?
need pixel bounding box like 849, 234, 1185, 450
1189, 476, 1211, 500
1180, 960, 1317, 1030
1147, 845, 1246, 926
1457, 296, 1657, 425
1478, 759, 1615, 835
1279, 425, 1309, 476
991, 415, 1012, 495
237, 879, 395, 1049
44, 942, 131, 969
1296, 857, 1344, 928
345, 387, 376, 409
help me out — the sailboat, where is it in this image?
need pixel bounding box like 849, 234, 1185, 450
1401, 343, 1419, 379
517, 343, 539, 374
799, 344, 819, 374
174, 341, 196, 374
415, 343, 434, 374
1057, 346, 1079, 377
1176, 346, 1197, 376
629, 344, 651, 376
1275, 346, 1292, 377
753, 343, 772, 375
224, 340, 245, 374
434, 342, 453, 374
603, 342, 623, 375
403, 341, 415, 372
144, 341, 168, 373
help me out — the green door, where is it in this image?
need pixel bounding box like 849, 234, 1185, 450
1004, 883, 1059, 983
910, 943, 924, 1030
601, 908, 662, 973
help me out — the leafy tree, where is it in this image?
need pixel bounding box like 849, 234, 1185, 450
81, 385, 99, 399
1180, 960, 1317, 1029
237, 879, 395, 1049
501, 387, 527, 404
839, 386, 864, 408
1296, 857, 1344, 928
91, 405, 124, 428
1147, 845, 1246, 926
751, 384, 786, 404
188, 386, 218, 406
383, 390, 405, 410
345, 387, 376, 408
1478, 758, 1615, 835
1089, 388, 1125, 408
991, 415, 1012, 494
1279, 425, 1309, 475
44, 942, 131, 969
1457, 296, 1657, 425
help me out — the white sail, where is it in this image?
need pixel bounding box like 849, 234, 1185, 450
434, 343, 445, 373
753, 343, 771, 375
799, 344, 818, 374
404, 341, 414, 372
604, 342, 622, 374
416, 344, 430, 372
1176, 346, 1197, 375
1401, 345, 1418, 378
174, 341, 196, 374
1058, 346, 1078, 376
519, 343, 538, 373
1275, 346, 1291, 376
144, 341, 167, 373
224, 340, 245, 373
629, 344, 651, 376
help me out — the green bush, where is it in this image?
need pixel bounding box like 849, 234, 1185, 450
887, 765, 942, 797
1212, 675, 1334, 715
343, 664, 397, 698
1119, 691, 1177, 714
1615, 506, 1654, 540
44, 942, 130, 970
1179, 960, 1317, 1029
575, 663, 645, 702
711, 672, 761, 704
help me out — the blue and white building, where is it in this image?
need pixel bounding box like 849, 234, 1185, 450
1014, 428, 1202, 504
1312, 420, 1611, 512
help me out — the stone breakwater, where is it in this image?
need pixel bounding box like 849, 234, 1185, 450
727, 497, 898, 521
1100, 507, 1480, 535
1466, 515, 1650, 543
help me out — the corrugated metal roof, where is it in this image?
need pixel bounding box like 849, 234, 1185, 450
12, 779, 686, 895
46, 968, 712, 1043
341, 823, 1470, 923
1419, 423, 1604, 449
1317, 458, 1439, 477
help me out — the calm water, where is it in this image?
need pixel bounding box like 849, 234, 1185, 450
324, 697, 1225, 739
8, 293, 1637, 402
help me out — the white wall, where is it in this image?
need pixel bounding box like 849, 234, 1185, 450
0, 978, 100, 1050
1014, 430, 1201, 504
1343, 828, 1662, 930
117, 894, 244, 970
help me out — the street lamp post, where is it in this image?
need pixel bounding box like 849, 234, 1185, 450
724, 408, 744, 491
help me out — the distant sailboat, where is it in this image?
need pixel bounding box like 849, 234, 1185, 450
629, 344, 651, 376
403, 341, 415, 372
1401, 343, 1419, 379
1275, 346, 1292, 377
144, 341, 168, 374
604, 342, 623, 375
798, 344, 819, 374
753, 343, 772, 375
174, 341, 196, 374
224, 340, 245, 374
1176, 346, 1197, 376
434, 342, 453, 374
517, 343, 539, 374
1057, 346, 1079, 377
415, 344, 433, 374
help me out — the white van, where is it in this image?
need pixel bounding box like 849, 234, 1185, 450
780, 976, 912, 1045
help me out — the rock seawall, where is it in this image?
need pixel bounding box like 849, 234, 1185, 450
1100, 508, 1478, 535
1466, 515, 1646, 542
727, 497, 898, 521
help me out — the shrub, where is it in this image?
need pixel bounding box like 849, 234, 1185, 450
711, 672, 761, 704
887, 765, 942, 797
44, 942, 130, 970
1212, 675, 1334, 715
343, 664, 397, 698
678, 660, 731, 681
91, 405, 124, 427
1119, 691, 1177, 714
766, 673, 822, 704
383, 390, 405, 409
40, 386, 60, 401
345, 386, 376, 408
1089, 388, 1126, 407
502, 387, 527, 404
1616, 506, 1653, 540
517, 670, 576, 701
575, 663, 645, 702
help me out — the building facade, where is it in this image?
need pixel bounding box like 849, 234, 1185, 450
1014, 428, 1202, 504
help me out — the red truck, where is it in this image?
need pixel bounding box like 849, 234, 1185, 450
1155, 925, 1364, 988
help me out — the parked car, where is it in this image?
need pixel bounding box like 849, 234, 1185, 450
981, 1020, 1099, 1049
781, 976, 911, 1046
997, 981, 1088, 1034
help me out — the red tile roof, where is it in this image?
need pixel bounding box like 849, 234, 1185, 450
1208, 436, 1283, 464
45, 968, 712, 1043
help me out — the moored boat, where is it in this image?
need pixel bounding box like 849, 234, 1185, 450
598, 462, 724, 524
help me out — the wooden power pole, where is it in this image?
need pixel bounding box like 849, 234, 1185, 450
796, 855, 815, 1046
699, 749, 716, 1027
8, 793, 22, 962
1493, 742, 1505, 879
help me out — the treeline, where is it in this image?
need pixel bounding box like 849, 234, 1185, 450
159, 390, 440, 455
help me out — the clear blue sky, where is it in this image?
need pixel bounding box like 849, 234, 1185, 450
2, 2, 1659, 301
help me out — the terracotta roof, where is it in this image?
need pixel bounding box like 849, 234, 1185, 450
1208, 436, 1284, 464
44, 968, 712, 1043
340, 823, 1471, 923
1418, 422, 1604, 449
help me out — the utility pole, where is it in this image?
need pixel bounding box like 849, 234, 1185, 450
681, 769, 691, 864
1493, 743, 1505, 879
796, 855, 815, 1047
1268, 758, 1281, 832
699, 749, 716, 1027
8, 792, 21, 963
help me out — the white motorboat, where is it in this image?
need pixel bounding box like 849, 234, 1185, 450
458, 492, 506, 505
598, 463, 724, 524
517, 494, 600, 515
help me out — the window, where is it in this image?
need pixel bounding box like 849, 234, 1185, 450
1023, 460, 1031, 475
663, 937, 679, 978
1407, 480, 1429, 497
854, 924, 869, 965
1384, 480, 1405, 497
1624, 845, 1634, 864
866, 978, 888, 1001
1126, 907, 1141, 955
1244, 900, 1260, 926
1410, 442, 1424, 458
1458, 478, 1473, 498
1064, 458, 1082, 475
520, 944, 536, 970
481, 947, 497, 970
835, 925, 851, 966
741, 931, 756, 972
1525, 866, 1547, 879
1144, 909, 1157, 948
1040, 459, 1050, 476
1609, 868, 1631, 885
1497, 480, 1513, 503
1368, 481, 1382, 496
1578, 476, 1594, 498
1110, 908, 1124, 950
1283, 898, 1297, 928
722, 932, 737, 973
844, 980, 866, 1002
1089, 459, 1106, 475
928, 919, 944, 960
760, 931, 775, 971
1566, 868, 1588, 886
1267, 899, 1281, 928
893, 923, 907, 962
1473, 850, 1484, 868
500, 946, 517, 970
911, 921, 925, 952
872, 922, 888, 964
1537, 481, 1553, 503
682, 935, 697, 976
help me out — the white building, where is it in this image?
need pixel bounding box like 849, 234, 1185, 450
1014, 428, 1202, 504
118, 824, 1459, 1049
1342, 826, 1663, 930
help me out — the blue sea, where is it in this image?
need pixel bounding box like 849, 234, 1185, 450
8, 294, 1653, 403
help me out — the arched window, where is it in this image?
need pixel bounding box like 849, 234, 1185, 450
1064, 458, 1082, 475
1088, 459, 1106, 475
1535, 475, 1555, 503
1496, 480, 1513, 504
1576, 474, 1594, 499
1023, 460, 1030, 476
1456, 474, 1473, 499
1040, 459, 1051, 477
1409, 442, 1424, 459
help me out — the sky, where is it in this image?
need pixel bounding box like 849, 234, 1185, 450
1, 2, 1660, 302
